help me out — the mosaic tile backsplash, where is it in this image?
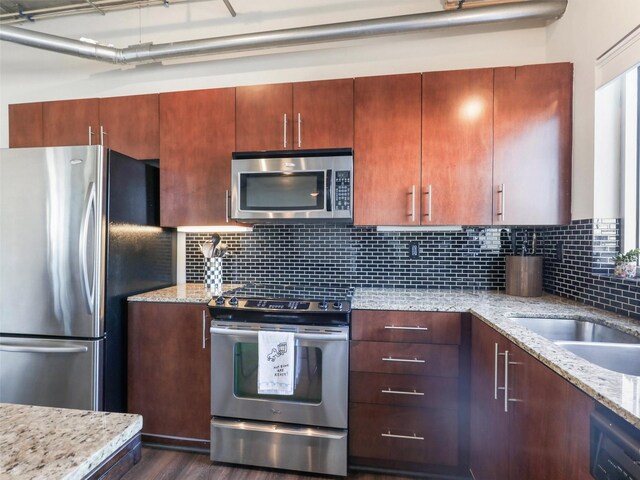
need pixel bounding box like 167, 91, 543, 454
186, 225, 531, 290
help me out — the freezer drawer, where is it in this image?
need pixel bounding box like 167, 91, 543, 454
0, 336, 103, 410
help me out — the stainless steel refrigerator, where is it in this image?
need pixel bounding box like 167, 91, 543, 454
0, 145, 175, 412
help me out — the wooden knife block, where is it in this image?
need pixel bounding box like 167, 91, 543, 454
505, 256, 543, 297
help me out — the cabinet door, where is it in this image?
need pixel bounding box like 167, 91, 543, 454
42, 98, 100, 146
99, 94, 159, 160
507, 342, 593, 480
493, 63, 572, 225
9, 102, 44, 147
354, 74, 421, 225
128, 302, 211, 445
469, 318, 509, 480
422, 69, 493, 225
236, 83, 292, 151
293, 79, 353, 149
159, 88, 235, 226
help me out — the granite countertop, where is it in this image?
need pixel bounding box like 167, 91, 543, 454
354, 288, 640, 429
0, 403, 142, 479
128, 283, 243, 303
128, 283, 640, 428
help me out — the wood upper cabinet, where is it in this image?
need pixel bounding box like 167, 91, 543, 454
354, 74, 422, 226
128, 302, 211, 447
159, 88, 235, 227
292, 79, 353, 149
235, 79, 353, 151
422, 68, 494, 225
469, 317, 594, 480
42, 98, 100, 146
493, 62, 573, 225
235, 83, 292, 151
99, 94, 159, 159
9, 102, 44, 147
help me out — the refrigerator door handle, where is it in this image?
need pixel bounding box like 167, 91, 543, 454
0, 343, 89, 354
79, 181, 96, 315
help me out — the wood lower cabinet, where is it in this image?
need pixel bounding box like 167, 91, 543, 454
9, 102, 44, 147
128, 302, 211, 448
349, 310, 469, 476
99, 94, 159, 160
159, 88, 235, 227
42, 98, 100, 146
493, 62, 573, 225
469, 317, 594, 480
354, 74, 422, 226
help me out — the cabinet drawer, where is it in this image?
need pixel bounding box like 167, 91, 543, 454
350, 371, 458, 409
349, 403, 458, 467
352, 310, 461, 344
350, 341, 459, 377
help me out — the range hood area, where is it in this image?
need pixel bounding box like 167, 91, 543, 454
0, 0, 567, 65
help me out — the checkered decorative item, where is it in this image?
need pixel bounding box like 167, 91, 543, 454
204, 257, 223, 295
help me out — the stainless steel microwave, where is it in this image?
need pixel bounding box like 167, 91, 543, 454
231, 149, 353, 223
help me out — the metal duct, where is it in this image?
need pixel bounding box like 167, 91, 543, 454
0, 0, 568, 65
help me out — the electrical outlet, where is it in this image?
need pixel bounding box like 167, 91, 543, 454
555, 241, 563, 262
409, 241, 419, 259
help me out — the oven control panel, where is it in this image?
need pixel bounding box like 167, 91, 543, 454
210, 296, 350, 314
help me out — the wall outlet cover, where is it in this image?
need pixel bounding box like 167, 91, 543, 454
409, 241, 419, 259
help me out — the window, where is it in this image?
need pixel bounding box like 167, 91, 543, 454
621, 65, 639, 250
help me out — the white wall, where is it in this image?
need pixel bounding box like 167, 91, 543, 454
546, 0, 640, 220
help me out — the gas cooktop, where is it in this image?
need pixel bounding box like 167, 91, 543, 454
208, 282, 354, 314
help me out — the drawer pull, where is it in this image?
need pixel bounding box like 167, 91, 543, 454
381, 431, 424, 441
384, 325, 429, 331
381, 388, 425, 396
382, 356, 426, 364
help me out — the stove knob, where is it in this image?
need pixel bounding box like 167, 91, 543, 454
318, 301, 328, 310
333, 301, 343, 310
215, 296, 225, 306
229, 296, 239, 306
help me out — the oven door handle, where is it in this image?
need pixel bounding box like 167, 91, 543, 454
210, 327, 347, 342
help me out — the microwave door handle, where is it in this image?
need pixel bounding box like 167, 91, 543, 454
326, 169, 333, 212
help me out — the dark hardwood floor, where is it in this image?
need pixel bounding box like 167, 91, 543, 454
121, 447, 415, 480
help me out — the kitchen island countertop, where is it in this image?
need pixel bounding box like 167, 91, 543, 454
0, 403, 142, 479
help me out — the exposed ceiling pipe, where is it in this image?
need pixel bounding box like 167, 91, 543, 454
0, 0, 567, 65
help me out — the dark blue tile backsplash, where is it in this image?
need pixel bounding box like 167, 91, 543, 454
185, 219, 639, 319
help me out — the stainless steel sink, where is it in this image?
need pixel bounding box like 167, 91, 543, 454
510, 317, 640, 344
555, 342, 640, 376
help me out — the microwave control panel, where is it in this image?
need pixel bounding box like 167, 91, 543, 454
335, 170, 351, 211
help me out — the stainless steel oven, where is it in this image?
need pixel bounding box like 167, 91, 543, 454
231, 149, 353, 223
208, 284, 351, 477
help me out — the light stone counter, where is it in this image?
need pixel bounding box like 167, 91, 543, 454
353, 288, 640, 429
0, 403, 142, 479
127, 283, 243, 304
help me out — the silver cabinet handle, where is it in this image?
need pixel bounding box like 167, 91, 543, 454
88, 126, 93, 145
99, 125, 106, 146
424, 184, 432, 221
79, 181, 96, 315
297, 112, 302, 148
384, 325, 428, 331
382, 356, 425, 363
381, 388, 424, 396
381, 431, 424, 441
503, 350, 509, 412
283, 113, 287, 148
202, 310, 207, 349
494, 343, 499, 400
225, 189, 229, 223
408, 185, 416, 222
0, 344, 88, 354
498, 184, 505, 220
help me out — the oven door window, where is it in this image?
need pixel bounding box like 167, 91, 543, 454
239, 172, 325, 211
234, 343, 322, 403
